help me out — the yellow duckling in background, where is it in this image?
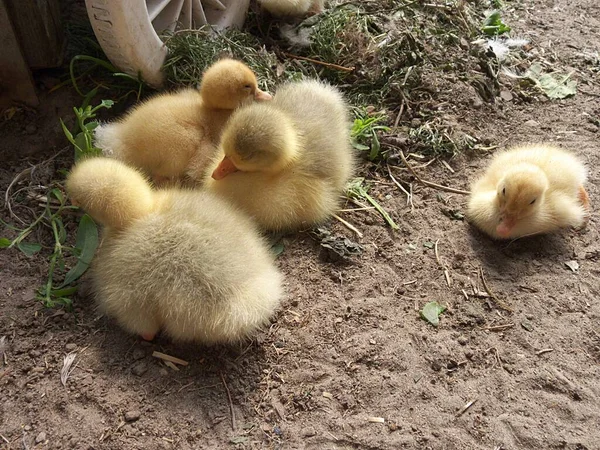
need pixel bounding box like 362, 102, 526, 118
259, 0, 325, 17
467, 144, 590, 240
66, 158, 283, 344
204, 79, 354, 231
95, 58, 271, 184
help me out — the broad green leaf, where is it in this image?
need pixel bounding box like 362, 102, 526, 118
369, 132, 381, 160
0, 237, 11, 248
84, 121, 99, 131
352, 141, 370, 151
420, 301, 446, 327
482, 11, 511, 36
49, 188, 64, 205
17, 241, 42, 257
60, 214, 98, 287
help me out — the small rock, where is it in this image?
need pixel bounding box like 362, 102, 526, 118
290, 299, 299, 307
132, 348, 146, 361
302, 428, 317, 437
500, 90, 513, 102
521, 320, 534, 332
35, 432, 46, 444
124, 410, 141, 422
65, 343, 77, 352
25, 124, 37, 135
524, 119, 539, 127
446, 359, 458, 370
24, 425, 32, 431
431, 360, 442, 372
564, 260, 579, 272
131, 362, 148, 377
457, 336, 468, 346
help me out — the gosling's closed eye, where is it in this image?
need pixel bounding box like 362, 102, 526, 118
530, 199, 536, 205
502, 188, 506, 195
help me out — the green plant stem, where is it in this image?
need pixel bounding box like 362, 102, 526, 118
362, 191, 400, 230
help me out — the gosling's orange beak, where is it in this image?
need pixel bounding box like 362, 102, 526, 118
254, 88, 272, 102
211, 156, 239, 180
496, 216, 517, 238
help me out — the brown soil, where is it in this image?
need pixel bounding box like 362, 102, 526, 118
1, 0, 599, 449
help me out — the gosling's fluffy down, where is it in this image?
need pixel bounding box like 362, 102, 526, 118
66, 158, 283, 343
204, 79, 354, 231
95, 59, 270, 184
467, 144, 590, 239
259, 0, 324, 17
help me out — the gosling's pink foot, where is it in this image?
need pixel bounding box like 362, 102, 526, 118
141, 332, 155, 341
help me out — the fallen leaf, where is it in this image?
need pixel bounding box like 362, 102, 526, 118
420, 301, 446, 327
526, 64, 577, 99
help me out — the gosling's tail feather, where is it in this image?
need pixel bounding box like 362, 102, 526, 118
66, 158, 155, 230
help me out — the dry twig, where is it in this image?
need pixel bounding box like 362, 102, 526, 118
152, 351, 189, 366
397, 149, 471, 195
457, 398, 478, 417
332, 213, 363, 238
479, 267, 513, 313
220, 372, 237, 431
283, 52, 355, 72
387, 163, 413, 210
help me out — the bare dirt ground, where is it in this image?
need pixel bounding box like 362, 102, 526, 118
1, 0, 599, 449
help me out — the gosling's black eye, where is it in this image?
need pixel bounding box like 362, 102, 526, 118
243, 84, 252, 89
530, 199, 536, 205
502, 188, 506, 195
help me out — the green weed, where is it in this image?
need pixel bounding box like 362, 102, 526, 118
60, 95, 114, 161
482, 11, 511, 36
351, 109, 391, 161
1, 191, 98, 308
163, 28, 310, 90
346, 178, 399, 230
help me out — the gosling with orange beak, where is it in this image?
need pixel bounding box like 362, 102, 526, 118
467, 144, 590, 240
204, 79, 355, 231
94, 58, 271, 185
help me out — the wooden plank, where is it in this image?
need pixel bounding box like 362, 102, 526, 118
0, 0, 39, 107
4, 0, 64, 69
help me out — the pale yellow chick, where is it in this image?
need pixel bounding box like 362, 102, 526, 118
66, 158, 283, 344
95, 59, 271, 184
204, 79, 354, 231
467, 144, 590, 240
